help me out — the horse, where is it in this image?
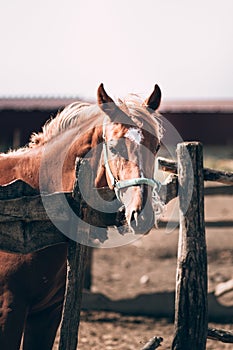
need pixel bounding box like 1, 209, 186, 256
0, 83, 163, 349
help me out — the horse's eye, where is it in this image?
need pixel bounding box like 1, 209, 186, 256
109, 146, 117, 154
108, 139, 127, 157
108, 140, 118, 154
155, 143, 160, 153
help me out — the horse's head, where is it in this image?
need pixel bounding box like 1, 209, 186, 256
27, 82, 163, 242
95, 83, 163, 234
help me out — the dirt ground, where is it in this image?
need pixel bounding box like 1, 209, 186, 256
54, 189, 233, 349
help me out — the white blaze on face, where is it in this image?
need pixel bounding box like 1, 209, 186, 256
124, 127, 144, 178
124, 128, 143, 145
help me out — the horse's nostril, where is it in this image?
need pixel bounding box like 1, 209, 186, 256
115, 204, 154, 235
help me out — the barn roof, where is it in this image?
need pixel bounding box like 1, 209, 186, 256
160, 100, 233, 113
0, 98, 233, 113
0, 98, 83, 111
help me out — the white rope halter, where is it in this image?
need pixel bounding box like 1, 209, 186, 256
102, 118, 161, 201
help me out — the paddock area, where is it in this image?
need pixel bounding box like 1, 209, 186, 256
77, 230, 233, 349
53, 173, 233, 349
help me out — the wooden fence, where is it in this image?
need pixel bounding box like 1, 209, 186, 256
158, 142, 233, 349
0, 142, 233, 349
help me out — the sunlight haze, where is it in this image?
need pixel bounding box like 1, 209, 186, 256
0, 0, 233, 100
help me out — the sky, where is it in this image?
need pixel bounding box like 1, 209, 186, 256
0, 0, 233, 101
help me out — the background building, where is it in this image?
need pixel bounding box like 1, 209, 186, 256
0, 98, 232, 152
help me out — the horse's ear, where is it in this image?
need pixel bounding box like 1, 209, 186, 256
144, 84, 162, 111
97, 83, 114, 104
97, 83, 117, 118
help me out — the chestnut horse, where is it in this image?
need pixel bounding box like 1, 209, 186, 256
0, 83, 163, 349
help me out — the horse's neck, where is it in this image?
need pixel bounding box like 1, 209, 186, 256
0, 151, 40, 189
0, 154, 17, 185
0, 123, 101, 192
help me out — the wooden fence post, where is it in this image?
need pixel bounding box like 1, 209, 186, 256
58, 158, 90, 350
172, 142, 208, 350
83, 247, 93, 290
58, 241, 88, 350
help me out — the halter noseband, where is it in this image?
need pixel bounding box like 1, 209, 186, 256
102, 118, 161, 201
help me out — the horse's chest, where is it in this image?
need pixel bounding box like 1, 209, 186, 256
0, 244, 67, 306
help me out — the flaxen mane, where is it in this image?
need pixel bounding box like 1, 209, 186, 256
28, 96, 163, 148
29, 102, 91, 147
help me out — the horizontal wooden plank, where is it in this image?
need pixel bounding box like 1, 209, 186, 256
159, 174, 178, 204
207, 328, 233, 343
204, 167, 233, 185
0, 179, 39, 199
0, 186, 178, 224
159, 220, 233, 228
204, 185, 233, 196
0, 192, 74, 222
0, 220, 68, 253
157, 157, 177, 174
0, 180, 178, 253
158, 157, 233, 185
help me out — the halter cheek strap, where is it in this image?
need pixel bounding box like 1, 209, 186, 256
102, 137, 116, 188
102, 118, 161, 201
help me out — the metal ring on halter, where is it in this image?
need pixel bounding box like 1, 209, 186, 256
102, 117, 161, 201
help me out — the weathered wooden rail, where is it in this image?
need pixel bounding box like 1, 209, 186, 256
0, 142, 232, 349
158, 156, 233, 184
158, 155, 233, 229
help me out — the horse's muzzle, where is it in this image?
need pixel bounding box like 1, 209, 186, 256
116, 204, 154, 235
115, 185, 155, 235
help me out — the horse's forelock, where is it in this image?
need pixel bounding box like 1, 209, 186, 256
118, 96, 163, 142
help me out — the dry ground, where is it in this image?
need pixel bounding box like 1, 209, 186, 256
54, 189, 233, 349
